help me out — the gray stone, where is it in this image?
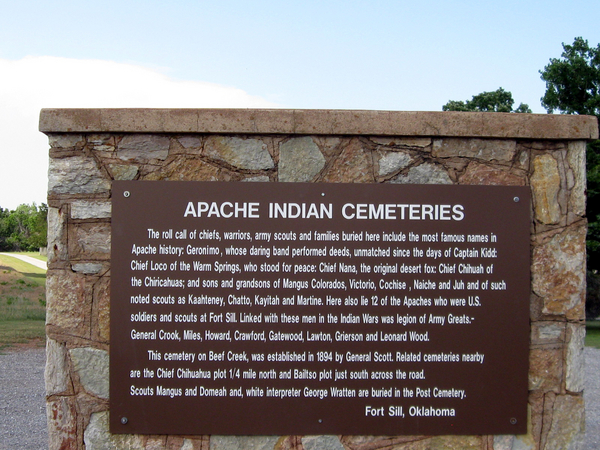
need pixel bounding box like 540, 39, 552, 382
531, 154, 561, 224
84, 411, 144, 450
71, 263, 104, 274
432, 138, 516, 161
69, 347, 109, 399
242, 175, 270, 182
567, 141, 586, 217
205, 136, 274, 170
87, 134, 114, 146
279, 137, 325, 182
210, 436, 279, 450
71, 200, 111, 219
181, 439, 195, 450
544, 395, 584, 449
532, 321, 565, 344
378, 151, 412, 176
493, 435, 535, 450
178, 136, 203, 150
566, 323, 585, 392
302, 435, 345, 450
109, 164, 139, 180
45, 338, 70, 396
118, 135, 170, 161
390, 163, 452, 184
48, 157, 111, 195
47, 207, 67, 262
49, 134, 84, 148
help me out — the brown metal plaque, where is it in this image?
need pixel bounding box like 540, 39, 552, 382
110, 181, 530, 435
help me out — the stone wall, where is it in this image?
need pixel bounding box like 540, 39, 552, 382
41, 109, 597, 450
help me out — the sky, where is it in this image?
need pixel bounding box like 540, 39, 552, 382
1, 0, 599, 210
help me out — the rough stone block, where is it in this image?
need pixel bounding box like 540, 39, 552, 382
71, 200, 111, 219
459, 161, 526, 185
531, 321, 565, 345
532, 225, 586, 318
48, 156, 111, 196
68, 222, 111, 260
565, 323, 585, 393
543, 395, 584, 449
93, 275, 111, 343
108, 163, 139, 180
70, 347, 109, 399
432, 138, 516, 161
177, 136, 204, 154
377, 151, 413, 177
47, 396, 78, 450
204, 136, 274, 170
531, 154, 561, 224
567, 141, 586, 217
529, 347, 563, 392
45, 338, 72, 396
279, 136, 325, 182
322, 139, 374, 183
117, 135, 170, 161
72, 262, 105, 274
302, 435, 344, 450
47, 206, 68, 263
243, 175, 270, 182
46, 269, 92, 338
142, 156, 228, 181
391, 163, 452, 185
210, 436, 279, 450
49, 134, 85, 149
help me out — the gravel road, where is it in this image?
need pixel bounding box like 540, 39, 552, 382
1, 347, 599, 449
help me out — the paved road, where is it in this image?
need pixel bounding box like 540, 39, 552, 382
0, 253, 47, 270
0, 347, 599, 449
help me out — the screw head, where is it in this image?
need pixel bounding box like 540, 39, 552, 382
510, 417, 517, 425
124, 191, 130, 198
513, 197, 520, 202
121, 417, 128, 425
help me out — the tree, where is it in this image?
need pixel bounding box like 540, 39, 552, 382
442, 88, 532, 113
540, 37, 600, 116
540, 37, 600, 318
0, 203, 48, 252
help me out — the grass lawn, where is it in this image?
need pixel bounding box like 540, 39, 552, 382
586, 320, 600, 349
0, 253, 46, 351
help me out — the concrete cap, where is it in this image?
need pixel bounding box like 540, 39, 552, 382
39, 108, 598, 140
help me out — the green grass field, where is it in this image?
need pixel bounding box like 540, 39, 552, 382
0, 253, 46, 350
586, 321, 600, 349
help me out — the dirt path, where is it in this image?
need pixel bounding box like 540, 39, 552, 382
0, 253, 47, 271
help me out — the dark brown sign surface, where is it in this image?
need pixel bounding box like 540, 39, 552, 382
110, 181, 530, 435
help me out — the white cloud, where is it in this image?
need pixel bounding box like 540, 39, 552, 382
0, 56, 279, 210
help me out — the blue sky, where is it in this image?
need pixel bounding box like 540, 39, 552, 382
1, 0, 599, 208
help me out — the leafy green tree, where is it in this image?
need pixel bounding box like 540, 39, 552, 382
540, 37, 600, 318
0, 203, 48, 252
540, 37, 600, 116
442, 88, 532, 113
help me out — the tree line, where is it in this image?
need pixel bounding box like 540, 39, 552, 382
443, 37, 600, 318
0, 203, 48, 252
